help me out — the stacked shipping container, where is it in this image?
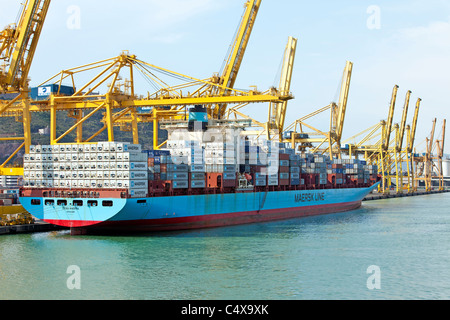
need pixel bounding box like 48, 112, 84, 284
23, 142, 148, 198
22, 138, 380, 198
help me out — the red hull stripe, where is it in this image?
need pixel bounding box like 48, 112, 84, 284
44, 201, 362, 232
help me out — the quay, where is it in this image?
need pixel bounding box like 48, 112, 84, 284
364, 188, 450, 201
0, 220, 67, 235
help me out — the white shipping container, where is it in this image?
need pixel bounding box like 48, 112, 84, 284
122, 152, 147, 162
131, 180, 148, 189
124, 143, 141, 152
129, 189, 147, 198
191, 180, 206, 188
190, 164, 206, 172
172, 180, 189, 189
130, 162, 148, 171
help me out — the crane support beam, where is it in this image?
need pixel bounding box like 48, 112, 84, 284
335, 61, 353, 143
272, 36, 297, 134
4, 0, 51, 92
214, 0, 261, 119
407, 98, 421, 153
396, 90, 411, 152
382, 85, 398, 151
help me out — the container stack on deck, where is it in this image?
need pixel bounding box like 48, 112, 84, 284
21, 138, 380, 199
23, 142, 148, 198
145, 138, 379, 195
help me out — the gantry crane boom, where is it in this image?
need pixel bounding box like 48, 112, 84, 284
270, 36, 297, 135
0, 53, 292, 150
0, 0, 50, 175
334, 60, 353, 148
436, 119, 446, 190
428, 118, 437, 157
407, 98, 421, 153
424, 118, 437, 191
382, 85, 398, 151
214, 0, 261, 119
279, 60, 352, 158
396, 90, 411, 152
0, 0, 51, 93
438, 119, 446, 159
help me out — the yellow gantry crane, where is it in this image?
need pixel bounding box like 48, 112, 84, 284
212, 0, 261, 120
422, 118, 437, 192
282, 60, 353, 158
8, 53, 292, 149
1, 0, 50, 93
405, 98, 421, 192
432, 119, 446, 190
224, 35, 297, 139
0, 0, 293, 155
340, 85, 422, 194
0, 0, 51, 176
269, 36, 297, 138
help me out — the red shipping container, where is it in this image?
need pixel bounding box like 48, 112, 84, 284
310, 174, 319, 185
279, 166, 289, 173
279, 154, 290, 160
327, 174, 336, 184
301, 174, 310, 185
207, 173, 222, 188
160, 164, 167, 173
279, 179, 289, 186
148, 180, 166, 192
223, 179, 237, 188
251, 165, 265, 173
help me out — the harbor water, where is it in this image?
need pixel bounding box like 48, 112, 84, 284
1, 192, 450, 300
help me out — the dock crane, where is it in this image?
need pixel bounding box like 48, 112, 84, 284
212, 0, 261, 120
0, 0, 51, 176
435, 119, 446, 190
377, 85, 398, 193
381, 85, 398, 152
269, 36, 297, 137
340, 86, 421, 194
282, 60, 353, 158
406, 98, 421, 192
1, 0, 50, 93
423, 118, 437, 192
1, 0, 293, 154
14, 53, 291, 147
108, 0, 265, 148
224, 36, 297, 139
392, 90, 411, 193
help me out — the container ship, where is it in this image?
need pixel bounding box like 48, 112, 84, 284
19, 113, 380, 235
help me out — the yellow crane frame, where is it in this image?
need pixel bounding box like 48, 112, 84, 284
282, 60, 353, 158
341, 86, 421, 194
0, 0, 51, 176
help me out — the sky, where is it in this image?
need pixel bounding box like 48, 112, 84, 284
1, 0, 449, 154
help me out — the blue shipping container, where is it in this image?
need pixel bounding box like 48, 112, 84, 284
30, 84, 75, 101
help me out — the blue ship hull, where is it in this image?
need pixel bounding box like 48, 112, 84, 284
19, 182, 379, 234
